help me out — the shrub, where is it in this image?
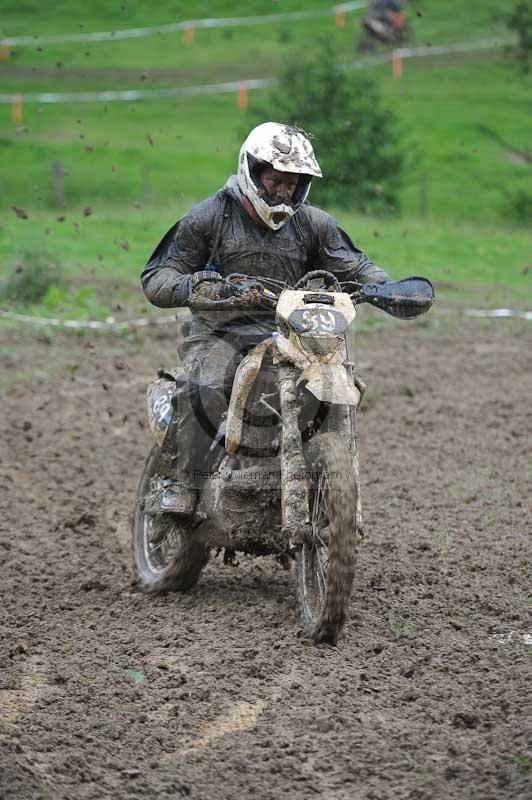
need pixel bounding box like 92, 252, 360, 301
0, 250, 64, 305
502, 187, 532, 224
243, 38, 404, 214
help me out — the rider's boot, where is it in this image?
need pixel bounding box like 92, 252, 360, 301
159, 479, 198, 517
156, 412, 199, 519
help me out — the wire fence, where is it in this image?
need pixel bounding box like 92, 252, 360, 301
0, 36, 515, 105
0, 2, 365, 47
1, 306, 530, 333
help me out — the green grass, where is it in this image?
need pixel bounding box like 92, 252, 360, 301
0, 0, 530, 318
2, 204, 530, 322
0, 0, 509, 72
1, 52, 531, 222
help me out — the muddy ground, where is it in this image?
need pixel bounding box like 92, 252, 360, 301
1, 313, 531, 799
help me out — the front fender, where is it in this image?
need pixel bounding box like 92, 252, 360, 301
147, 374, 175, 446
298, 363, 361, 406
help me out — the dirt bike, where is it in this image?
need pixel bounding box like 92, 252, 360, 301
132, 272, 434, 644
356, 11, 414, 54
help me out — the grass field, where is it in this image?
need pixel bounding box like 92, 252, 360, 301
1, 0, 509, 65
0, 0, 531, 317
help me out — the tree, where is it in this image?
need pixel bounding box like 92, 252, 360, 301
244, 39, 404, 214
508, 0, 532, 72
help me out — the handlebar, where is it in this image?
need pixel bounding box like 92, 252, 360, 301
188, 272, 434, 320
293, 270, 342, 292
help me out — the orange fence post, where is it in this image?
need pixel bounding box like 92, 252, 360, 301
183, 23, 195, 46
237, 81, 249, 110
12, 94, 23, 124
392, 49, 403, 80
335, 8, 346, 27
0, 44, 10, 61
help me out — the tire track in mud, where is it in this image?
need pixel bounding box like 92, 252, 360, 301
161, 664, 305, 756
0, 656, 49, 725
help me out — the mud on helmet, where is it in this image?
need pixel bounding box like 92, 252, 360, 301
237, 122, 322, 231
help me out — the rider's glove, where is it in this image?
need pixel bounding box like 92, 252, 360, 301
188, 270, 238, 303
234, 278, 265, 294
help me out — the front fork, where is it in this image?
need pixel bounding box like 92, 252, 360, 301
278, 365, 311, 549
278, 363, 363, 547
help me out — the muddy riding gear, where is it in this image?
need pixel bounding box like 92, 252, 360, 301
142, 175, 389, 312
237, 122, 322, 231
142, 162, 391, 517
361, 0, 407, 46
159, 479, 198, 516
190, 270, 224, 288
369, 0, 402, 16
189, 271, 241, 303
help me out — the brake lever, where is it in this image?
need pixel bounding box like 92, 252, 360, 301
350, 291, 367, 306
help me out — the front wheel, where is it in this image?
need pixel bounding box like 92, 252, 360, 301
132, 446, 208, 593
297, 433, 357, 645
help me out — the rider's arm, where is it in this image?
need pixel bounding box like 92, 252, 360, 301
141, 200, 214, 308
312, 210, 391, 285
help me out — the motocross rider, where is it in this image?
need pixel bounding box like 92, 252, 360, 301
141, 122, 391, 516
368, 0, 402, 19
363, 0, 406, 42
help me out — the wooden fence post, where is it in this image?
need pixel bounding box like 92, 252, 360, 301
392, 49, 403, 80
335, 8, 346, 27
237, 81, 249, 110
12, 94, 23, 124
183, 24, 195, 46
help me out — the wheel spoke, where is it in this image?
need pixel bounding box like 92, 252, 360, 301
315, 548, 327, 597
143, 508, 180, 572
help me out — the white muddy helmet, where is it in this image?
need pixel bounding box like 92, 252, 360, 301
237, 122, 322, 231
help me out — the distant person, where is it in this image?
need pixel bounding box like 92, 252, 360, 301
141, 123, 392, 517
357, 0, 410, 52
369, 0, 403, 20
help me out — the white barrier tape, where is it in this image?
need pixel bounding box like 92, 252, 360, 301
342, 34, 514, 71
1, 2, 365, 47
1, 307, 530, 331
464, 308, 532, 321
0, 36, 515, 105
0, 78, 275, 104
0, 309, 182, 330
396, 35, 513, 58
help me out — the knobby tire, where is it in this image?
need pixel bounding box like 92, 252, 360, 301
132, 445, 208, 593
297, 432, 357, 645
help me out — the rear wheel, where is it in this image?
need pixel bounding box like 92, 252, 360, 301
297, 433, 357, 645
356, 27, 377, 54
132, 446, 208, 593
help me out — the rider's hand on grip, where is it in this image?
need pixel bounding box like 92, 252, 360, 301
188, 271, 238, 304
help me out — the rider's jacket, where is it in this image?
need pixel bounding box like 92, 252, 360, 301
142, 175, 389, 310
